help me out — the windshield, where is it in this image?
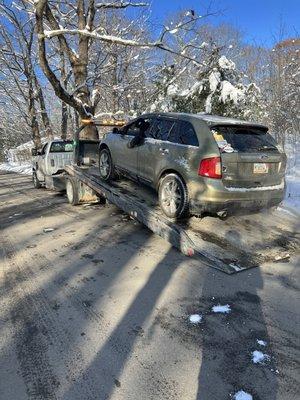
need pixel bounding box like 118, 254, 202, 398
211, 126, 278, 153
50, 141, 73, 153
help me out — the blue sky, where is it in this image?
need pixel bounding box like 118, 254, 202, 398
149, 0, 300, 47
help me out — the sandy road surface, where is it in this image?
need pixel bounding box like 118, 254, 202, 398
0, 171, 299, 400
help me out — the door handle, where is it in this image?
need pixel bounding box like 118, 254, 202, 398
159, 148, 169, 155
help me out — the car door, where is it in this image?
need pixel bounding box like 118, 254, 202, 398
112, 120, 141, 177
137, 117, 176, 185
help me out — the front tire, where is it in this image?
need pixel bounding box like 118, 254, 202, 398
99, 148, 115, 181
158, 173, 189, 219
33, 171, 41, 189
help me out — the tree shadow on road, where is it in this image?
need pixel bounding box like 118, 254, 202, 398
61, 246, 179, 399
196, 231, 278, 399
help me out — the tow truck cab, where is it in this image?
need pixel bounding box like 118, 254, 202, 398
32, 140, 73, 189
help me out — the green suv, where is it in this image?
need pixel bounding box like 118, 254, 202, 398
99, 113, 286, 219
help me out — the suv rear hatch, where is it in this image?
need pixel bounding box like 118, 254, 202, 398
211, 125, 286, 189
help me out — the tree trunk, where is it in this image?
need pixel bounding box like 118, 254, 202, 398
29, 99, 41, 149
112, 53, 119, 113
61, 101, 68, 140
34, 76, 53, 140
60, 50, 68, 140
73, 60, 98, 140
28, 74, 41, 148
35, 0, 98, 140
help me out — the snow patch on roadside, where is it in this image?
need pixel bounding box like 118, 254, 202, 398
189, 314, 203, 325
233, 390, 253, 400
257, 339, 267, 347
282, 169, 300, 216
0, 162, 32, 175
212, 304, 231, 313
252, 350, 270, 364
189, 314, 203, 324
280, 141, 300, 216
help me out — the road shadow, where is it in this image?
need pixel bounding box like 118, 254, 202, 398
61, 247, 179, 399
196, 231, 278, 399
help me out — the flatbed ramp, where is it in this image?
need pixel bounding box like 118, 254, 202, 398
65, 165, 299, 275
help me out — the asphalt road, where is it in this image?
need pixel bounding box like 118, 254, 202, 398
0, 171, 299, 400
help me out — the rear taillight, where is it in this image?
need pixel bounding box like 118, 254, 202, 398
198, 157, 222, 179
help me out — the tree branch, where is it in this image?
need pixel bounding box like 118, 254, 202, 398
95, 2, 148, 9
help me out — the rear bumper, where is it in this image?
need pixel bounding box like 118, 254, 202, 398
190, 196, 284, 216
188, 178, 285, 216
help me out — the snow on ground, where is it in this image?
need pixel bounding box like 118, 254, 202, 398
252, 350, 270, 364
279, 140, 300, 215
0, 162, 32, 175
281, 166, 300, 216
256, 339, 267, 347
233, 390, 253, 400
189, 314, 203, 324
212, 304, 231, 313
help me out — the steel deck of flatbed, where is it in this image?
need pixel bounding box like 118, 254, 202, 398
65, 164, 299, 275
65, 164, 266, 274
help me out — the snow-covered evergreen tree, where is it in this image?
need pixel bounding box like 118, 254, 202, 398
151, 44, 263, 120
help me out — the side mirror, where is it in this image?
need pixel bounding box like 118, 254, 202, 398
31, 148, 37, 156
112, 127, 120, 134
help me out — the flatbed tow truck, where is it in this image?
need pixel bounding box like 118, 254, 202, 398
63, 120, 299, 275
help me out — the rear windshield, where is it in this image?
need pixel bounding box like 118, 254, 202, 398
50, 141, 73, 153
211, 126, 278, 153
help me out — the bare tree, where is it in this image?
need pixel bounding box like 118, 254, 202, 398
0, 1, 54, 147
27, 1, 209, 139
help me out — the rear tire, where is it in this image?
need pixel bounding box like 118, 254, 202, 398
158, 173, 189, 219
99, 148, 115, 181
66, 178, 79, 206
33, 171, 41, 189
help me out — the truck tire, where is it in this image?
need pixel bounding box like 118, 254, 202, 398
158, 173, 189, 219
66, 177, 79, 206
33, 171, 42, 189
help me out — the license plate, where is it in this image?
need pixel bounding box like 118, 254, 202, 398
253, 163, 269, 174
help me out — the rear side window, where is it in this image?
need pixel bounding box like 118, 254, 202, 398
148, 119, 175, 140
168, 121, 199, 146
50, 141, 73, 153
212, 126, 278, 153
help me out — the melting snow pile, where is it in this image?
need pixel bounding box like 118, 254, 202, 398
278, 140, 300, 216
0, 162, 32, 175
252, 350, 270, 364
233, 390, 253, 400
212, 304, 231, 313
283, 168, 300, 216
189, 314, 202, 324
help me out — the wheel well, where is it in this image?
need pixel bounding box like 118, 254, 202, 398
156, 169, 185, 189
99, 143, 109, 151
